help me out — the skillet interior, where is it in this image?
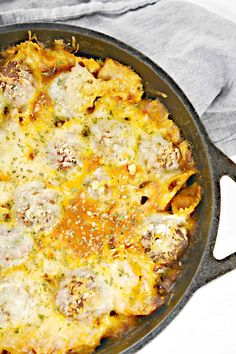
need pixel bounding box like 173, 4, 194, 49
0, 24, 214, 353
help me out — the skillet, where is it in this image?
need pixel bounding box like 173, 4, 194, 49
0, 23, 235, 354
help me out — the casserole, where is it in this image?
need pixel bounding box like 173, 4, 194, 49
0, 23, 235, 354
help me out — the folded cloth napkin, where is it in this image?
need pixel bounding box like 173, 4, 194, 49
0, 0, 235, 156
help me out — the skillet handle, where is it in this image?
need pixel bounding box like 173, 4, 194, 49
195, 144, 236, 288
210, 144, 236, 182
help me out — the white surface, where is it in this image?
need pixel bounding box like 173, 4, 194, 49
214, 174, 236, 260
140, 2, 236, 352
185, 0, 236, 23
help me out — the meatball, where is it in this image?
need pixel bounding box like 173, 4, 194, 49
141, 214, 188, 265
56, 268, 112, 321
14, 182, 60, 232
97, 258, 158, 316
0, 272, 37, 328
0, 60, 36, 110
139, 133, 180, 173
90, 118, 136, 166
0, 224, 33, 268
51, 140, 78, 171
47, 127, 86, 171
49, 64, 100, 118
156, 145, 180, 170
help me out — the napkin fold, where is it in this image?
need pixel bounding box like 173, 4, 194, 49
0, 0, 235, 155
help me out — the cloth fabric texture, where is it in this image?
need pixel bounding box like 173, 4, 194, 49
0, 0, 235, 156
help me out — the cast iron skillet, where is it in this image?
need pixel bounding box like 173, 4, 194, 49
0, 23, 236, 354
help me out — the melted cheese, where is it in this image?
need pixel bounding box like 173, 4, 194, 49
83, 167, 112, 201
140, 213, 188, 265
49, 63, 102, 118
0, 61, 37, 110
0, 272, 39, 328
0, 39, 201, 353
46, 122, 88, 172
14, 182, 61, 232
138, 132, 180, 173
0, 225, 33, 267
56, 268, 113, 321
97, 256, 157, 316
90, 117, 137, 166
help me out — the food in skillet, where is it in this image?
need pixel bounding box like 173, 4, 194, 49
0, 36, 201, 353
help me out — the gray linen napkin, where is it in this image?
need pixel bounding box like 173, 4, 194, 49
0, 0, 235, 156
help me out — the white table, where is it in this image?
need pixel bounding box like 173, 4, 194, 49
140, 1, 236, 353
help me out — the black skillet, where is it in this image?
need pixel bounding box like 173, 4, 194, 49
0, 23, 235, 354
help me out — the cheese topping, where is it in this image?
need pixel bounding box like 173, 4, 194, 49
56, 268, 113, 321
0, 225, 33, 267
0, 272, 38, 328
140, 213, 188, 264
49, 63, 102, 118
0, 61, 37, 111
14, 182, 61, 232
47, 124, 87, 171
